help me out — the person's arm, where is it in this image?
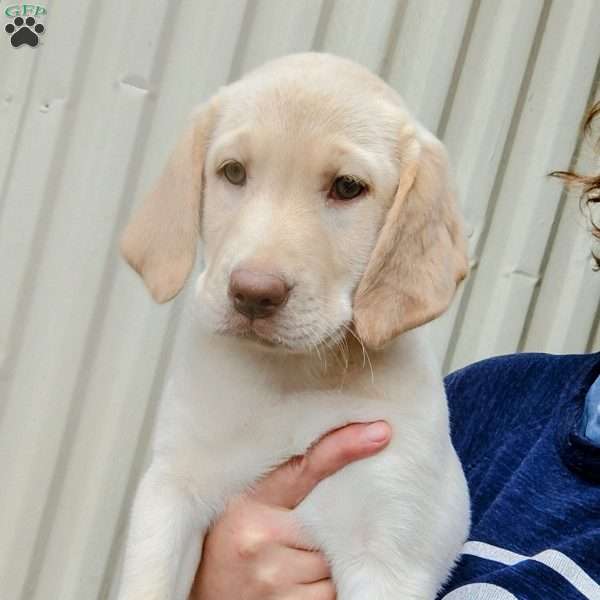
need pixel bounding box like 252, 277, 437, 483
189, 421, 392, 600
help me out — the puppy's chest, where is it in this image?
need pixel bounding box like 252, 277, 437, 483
163, 379, 391, 497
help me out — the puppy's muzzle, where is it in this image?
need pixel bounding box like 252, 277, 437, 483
228, 268, 290, 320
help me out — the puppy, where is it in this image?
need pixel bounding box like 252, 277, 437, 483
117, 52, 470, 600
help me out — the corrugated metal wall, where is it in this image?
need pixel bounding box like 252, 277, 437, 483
1, 1, 599, 598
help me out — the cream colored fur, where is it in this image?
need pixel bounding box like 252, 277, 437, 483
118, 52, 470, 600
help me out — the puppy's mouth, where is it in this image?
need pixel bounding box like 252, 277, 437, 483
215, 311, 350, 357
217, 313, 291, 350
240, 329, 282, 349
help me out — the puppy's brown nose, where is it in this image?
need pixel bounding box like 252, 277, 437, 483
229, 269, 289, 320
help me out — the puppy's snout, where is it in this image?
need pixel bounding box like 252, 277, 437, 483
229, 269, 290, 320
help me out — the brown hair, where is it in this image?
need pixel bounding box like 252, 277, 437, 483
550, 101, 600, 268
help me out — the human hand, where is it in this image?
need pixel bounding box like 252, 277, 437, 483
189, 421, 392, 600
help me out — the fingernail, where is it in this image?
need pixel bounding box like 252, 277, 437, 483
364, 422, 390, 443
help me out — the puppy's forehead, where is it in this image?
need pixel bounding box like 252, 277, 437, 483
215, 53, 411, 146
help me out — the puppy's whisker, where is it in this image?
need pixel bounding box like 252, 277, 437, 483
340, 322, 374, 384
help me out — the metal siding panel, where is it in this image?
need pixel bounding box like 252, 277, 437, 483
449, 0, 600, 370
430, 0, 546, 365
523, 85, 600, 354
1, 1, 599, 598
230, 0, 325, 77
318, 0, 400, 72
385, 0, 473, 132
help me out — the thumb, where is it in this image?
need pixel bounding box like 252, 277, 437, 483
251, 421, 391, 509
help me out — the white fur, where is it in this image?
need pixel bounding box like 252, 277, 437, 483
117, 53, 470, 600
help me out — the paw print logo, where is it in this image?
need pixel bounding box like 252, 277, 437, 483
5, 16, 45, 48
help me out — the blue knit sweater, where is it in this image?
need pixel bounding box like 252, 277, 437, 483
439, 352, 600, 600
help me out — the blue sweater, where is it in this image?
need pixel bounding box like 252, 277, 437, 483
439, 352, 600, 600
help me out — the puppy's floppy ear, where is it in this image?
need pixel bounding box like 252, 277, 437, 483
120, 101, 219, 303
353, 128, 469, 349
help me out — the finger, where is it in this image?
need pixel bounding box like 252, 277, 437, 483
253, 421, 391, 508
223, 500, 315, 551
257, 546, 331, 585
288, 579, 336, 600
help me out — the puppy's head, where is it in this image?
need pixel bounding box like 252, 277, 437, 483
121, 53, 468, 352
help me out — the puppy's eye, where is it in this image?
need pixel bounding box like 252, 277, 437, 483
330, 176, 366, 201
222, 161, 246, 186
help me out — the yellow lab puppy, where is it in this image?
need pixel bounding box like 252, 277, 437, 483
118, 52, 470, 600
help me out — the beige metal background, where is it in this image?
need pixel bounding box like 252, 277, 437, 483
1, 1, 599, 599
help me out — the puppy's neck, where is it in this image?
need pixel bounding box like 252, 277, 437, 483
277, 331, 382, 391
185, 319, 405, 395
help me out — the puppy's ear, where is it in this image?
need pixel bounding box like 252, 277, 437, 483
120, 101, 219, 303
353, 129, 468, 349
